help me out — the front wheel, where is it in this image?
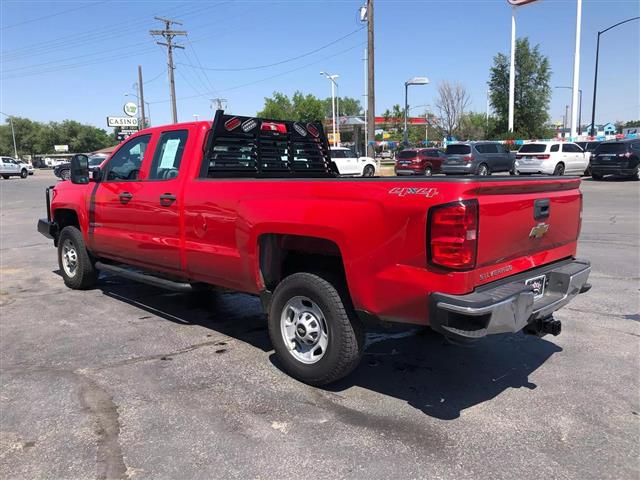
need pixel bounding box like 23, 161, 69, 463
20, 169, 28, 178
362, 164, 375, 177
268, 272, 364, 386
553, 163, 565, 176
2, 175, 9, 179
423, 166, 432, 176
591, 172, 603, 181
57, 226, 98, 289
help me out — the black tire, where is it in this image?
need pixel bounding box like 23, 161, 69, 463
57, 226, 98, 289
362, 164, 375, 177
553, 162, 565, 176
268, 272, 364, 386
20, 169, 28, 179
424, 166, 432, 176
2, 175, 9, 179
477, 163, 490, 176
591, 172, 603, 181
60, 169, 71, 181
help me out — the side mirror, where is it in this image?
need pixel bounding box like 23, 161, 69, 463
70, 154, 89, 184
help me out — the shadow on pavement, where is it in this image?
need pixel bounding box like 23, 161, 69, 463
86, 272, 562, 421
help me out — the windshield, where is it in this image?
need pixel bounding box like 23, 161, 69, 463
445, 144, 471, 155
519, 144, 547, 153
597, 143, 627, 154
397, 150, 417, 159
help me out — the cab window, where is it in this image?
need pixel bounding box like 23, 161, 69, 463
104, 135, 151, 181
148, 130, 188, 180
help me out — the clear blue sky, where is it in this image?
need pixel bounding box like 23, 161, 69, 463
1, 0, 638, 130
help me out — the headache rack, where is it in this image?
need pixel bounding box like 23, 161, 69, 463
201, 110, 336, 178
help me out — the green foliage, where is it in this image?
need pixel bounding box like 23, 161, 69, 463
623, 120, 640, 128
458, 112, 492, 141
258, 91, 326, 123
489, 37, 552, 138
0, 117, 114, 158
321, 96, 362, 118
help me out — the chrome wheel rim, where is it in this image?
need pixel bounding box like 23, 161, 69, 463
280, 296, 328, 364
62, 170, 70, 180
479, 165, 488, 176
61, 239, 78, 278
363, 166, 374, 177
424, 168, 432, 176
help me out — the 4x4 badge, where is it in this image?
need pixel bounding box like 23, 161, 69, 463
529, 222, 550, 239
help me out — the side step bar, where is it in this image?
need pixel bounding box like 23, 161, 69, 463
95, 262, 194, 292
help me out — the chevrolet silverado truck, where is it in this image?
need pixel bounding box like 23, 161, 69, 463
38, 111, 591, 386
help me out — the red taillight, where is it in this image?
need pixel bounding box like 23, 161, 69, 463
428, 200, 478, 270
463, 155, 473, 163
261, 121, 287, 133
578, 191, 583, 237
536, 154, 550, 159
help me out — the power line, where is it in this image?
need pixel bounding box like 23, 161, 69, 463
148, 42, 364, 105
1, 1, 108, 30
176, 26, 364, 72
184, 34, 219, 95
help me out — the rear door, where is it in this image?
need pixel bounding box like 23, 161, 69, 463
561, 143, 585, 173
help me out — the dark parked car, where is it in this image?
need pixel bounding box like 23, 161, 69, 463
576, 141, 602, 175
442, 141, 515, 176
394, 148, 446, 176
590, 139, 640, 180
54, 154, 107, 180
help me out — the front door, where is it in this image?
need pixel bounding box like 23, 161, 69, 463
90, 134, 154, 266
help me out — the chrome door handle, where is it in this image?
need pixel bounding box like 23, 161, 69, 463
159, 193, 176, 206
119, 192, 133, 204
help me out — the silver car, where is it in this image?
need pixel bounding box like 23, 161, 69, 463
442, 142, 515, 176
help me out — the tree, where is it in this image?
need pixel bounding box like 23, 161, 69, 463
489, 37, 552, 138
458, 112, 493, 141
434, 81, 471, 138
258, 91, 324, 122
0, 117, 113, 158
321, 96, 362, 118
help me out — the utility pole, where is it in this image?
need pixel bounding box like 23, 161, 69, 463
570, 0, 582, 139
0, 112, 18, 158
137, 65, 146, 129
366, 0, 375, 157
150, 17, 186, 124
210, 98, 227, 111
508, 7, 516, 132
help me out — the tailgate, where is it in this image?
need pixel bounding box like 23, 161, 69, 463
470, 178, 582, 271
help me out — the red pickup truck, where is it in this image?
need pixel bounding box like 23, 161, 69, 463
38, 112, 591, 385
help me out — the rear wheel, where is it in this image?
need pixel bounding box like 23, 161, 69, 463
553, 162, 565, 176
60, 169, 71, 181
57, 226, 98, 289
2, 175, 9, 179
591, 172, 603, 181
477, 164, 490, 176
268, 272, 364, 386
362, 164, 375, 177
424, 166, 432, 176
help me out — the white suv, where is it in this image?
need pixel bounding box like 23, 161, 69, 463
329, 147, 377, 177
515, 141, 588, 176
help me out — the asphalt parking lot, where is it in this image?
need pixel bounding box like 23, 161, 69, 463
1, 170, 638, 479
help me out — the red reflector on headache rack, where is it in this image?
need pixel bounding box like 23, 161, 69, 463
306, 123, 319, 137
224, 117, 241, 131
261, 122, 287, 133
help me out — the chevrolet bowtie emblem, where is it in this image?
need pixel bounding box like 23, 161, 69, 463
529, 222, 550, 239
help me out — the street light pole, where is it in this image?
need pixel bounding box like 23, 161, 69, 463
556, 86, 582, 135
508, 7, 516, 132
403, 77, 429, 145
570, 0, 582, 139
321, 72, 339, 147
589, 16, 640, 136
0, 112, 18, 158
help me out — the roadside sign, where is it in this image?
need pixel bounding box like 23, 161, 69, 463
123, 102, 138, 117
107, 116, 139, 127
54, 145, 69, 152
